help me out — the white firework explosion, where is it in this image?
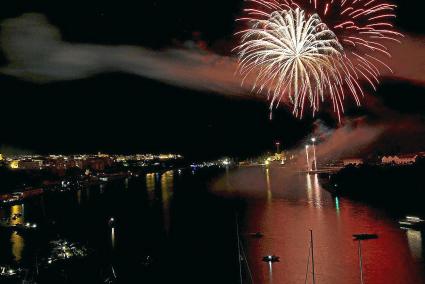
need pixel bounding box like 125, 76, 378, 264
236, 7, 360, 118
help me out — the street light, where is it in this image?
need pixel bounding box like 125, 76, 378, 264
311, 138, 317, 171
353, 234, 378, 284
275, 141, 281, 154
305, 145, 310, 171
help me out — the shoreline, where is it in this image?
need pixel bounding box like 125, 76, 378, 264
319, 162, 425, 216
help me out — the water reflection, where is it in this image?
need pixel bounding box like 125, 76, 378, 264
216, 166, 425, 284
161, 171, 174, 233
312, 174, 322, 207
146, 173, 156, 201
225, 167, 231, 191
305, 174, 323, 208
10, 204, 24, 225
268, 261, 273, 284
111, 228, 116, 250
10, 232, 24, 262
265, 168, 272, 202
86, 185, 90, 200
335, 197, 340, 214
9, 205, 25, 262
406, 230, 422, 260
0, 169, 218, 280
77, 189, 82, 205
306, 173, 313, 201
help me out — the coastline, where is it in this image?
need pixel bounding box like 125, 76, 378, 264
320, 161, 425, 215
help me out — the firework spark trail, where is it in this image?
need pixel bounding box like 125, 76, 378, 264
235, 0, 402, 119
236, 7, 359, 118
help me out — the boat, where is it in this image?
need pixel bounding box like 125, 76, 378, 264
262, 255, 280, 263
0, 188, 43, 205
45, 239, 89, 265
1, 265, 37, 284
249, 232, 264, 238
0, 220, 38, 232
141, 255, 153, 267
108, 217, 116, 228
0, 266, 24, 281
398, 216, 425, 230
0, 193, 23, 205
352, 234, 378, 240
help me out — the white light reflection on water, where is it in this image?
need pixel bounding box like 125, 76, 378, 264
305, 174, 324, 208
312, 174, 321, 206
406, 229, 422, 260
265, 168, 272, 203
268, 261, 273, 284
306, 173, 313, 201
111, 228, 116, 249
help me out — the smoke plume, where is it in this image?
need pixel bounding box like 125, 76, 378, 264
1, 13, 425, 99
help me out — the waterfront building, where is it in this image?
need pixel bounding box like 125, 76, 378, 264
343, 158, 364, 166
18, 160, 43, 170
381, 154, 418, 165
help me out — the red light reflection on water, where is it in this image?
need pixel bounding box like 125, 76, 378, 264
214, 166, 425, 284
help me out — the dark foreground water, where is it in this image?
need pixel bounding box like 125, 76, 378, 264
2, 165, 425, 284
0, 168, 240, 284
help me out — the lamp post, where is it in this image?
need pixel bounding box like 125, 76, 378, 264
305, 145, 310, 171
275, 142, 281, 154
311, 138, 317, 171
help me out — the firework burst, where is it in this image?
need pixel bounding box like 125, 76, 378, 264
235, 0, 402, 119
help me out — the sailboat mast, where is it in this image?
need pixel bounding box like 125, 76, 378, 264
310, 230, 316, 284
236, 214, 243, 284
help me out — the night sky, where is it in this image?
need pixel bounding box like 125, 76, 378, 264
0, 0, 424, 159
